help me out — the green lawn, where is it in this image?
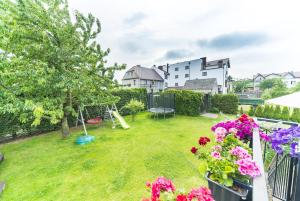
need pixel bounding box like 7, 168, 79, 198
0, 113, 224, 201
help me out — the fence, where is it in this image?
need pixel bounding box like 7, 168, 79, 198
259, 118, 300, 201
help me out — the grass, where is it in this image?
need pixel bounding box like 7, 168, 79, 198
0, 112, 226, 201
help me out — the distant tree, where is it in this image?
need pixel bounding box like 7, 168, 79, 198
233, 80, 251, 93
0, 0, 125, 137
281, 106, 290, 121
273, 105, 282, 120
255, 105, 264, 117
259, 78, 284, 90
291, 82, 300, 93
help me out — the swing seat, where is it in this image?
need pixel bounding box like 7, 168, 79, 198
86, 116, 102, 124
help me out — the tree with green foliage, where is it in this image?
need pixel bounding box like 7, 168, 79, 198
254, 105, 264, 117
248, 106, 255, 116
290, 108, 300, 123
0, 0, 125, 137
273, 105, 282, 120
233, 80, 252, 93
122, 99, 144, 121
259, 78, 286, 90
281, 106, 290, 121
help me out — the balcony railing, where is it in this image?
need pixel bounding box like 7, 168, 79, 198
253, 126, 269, 201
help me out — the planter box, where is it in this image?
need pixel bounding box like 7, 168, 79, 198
205, 174, 250, 201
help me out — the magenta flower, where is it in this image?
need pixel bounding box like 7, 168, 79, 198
150, 177, 175, 200
187, 187, 214, 201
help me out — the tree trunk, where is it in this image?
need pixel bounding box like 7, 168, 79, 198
61, 116, 70, 138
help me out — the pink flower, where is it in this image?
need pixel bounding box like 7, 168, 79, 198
230, 146, 251, 159
187, 187, 214, 201
236, 159, 261, 177
211, 151, 221, 159
212, 145, 222, 151
214, 127, 227, 142
151, 177, 175, 200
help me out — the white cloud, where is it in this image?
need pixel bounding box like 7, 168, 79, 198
69, 0, 300, 80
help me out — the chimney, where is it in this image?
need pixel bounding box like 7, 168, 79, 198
201, 57, 206, 70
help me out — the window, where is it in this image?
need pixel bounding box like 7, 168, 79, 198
175, 67, 179, 71
175, 75, 179, 79
202, 72, 207, 76
185, 74, 189, 78
165, 82, 168, 87
133, 80, 136, 85
175, 83, 178, 86
185, 66, 189, 70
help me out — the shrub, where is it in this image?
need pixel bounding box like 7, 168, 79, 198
211, 94, 239, 114
209, 107, 219, 114
281, 106, 290, 121
254, 105, 264, 117
273, 105, 282, 120
248, 106, 255, 116
290, 108, 300, 122
121, 99, 144, 121
263, 105, 274, 119
111, 88, 147, 115
164, 89, 203, 116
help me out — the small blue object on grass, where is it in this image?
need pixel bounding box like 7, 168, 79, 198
75, 134, 95, 145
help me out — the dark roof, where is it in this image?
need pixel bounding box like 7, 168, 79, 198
206, 58, 230, 68
122, 65, 164, 81
184, 78, 218, 90
253, 71, 300, 79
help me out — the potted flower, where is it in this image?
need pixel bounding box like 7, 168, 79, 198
191, 115, 262, 201
141, 176, 215, 201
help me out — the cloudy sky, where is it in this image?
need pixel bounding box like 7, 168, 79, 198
69, 0, 300, 80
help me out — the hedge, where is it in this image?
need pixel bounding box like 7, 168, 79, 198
111, 88, 147, 115
164, 89, 204, 116
211, 94, 239, 114
250, 104, 300, 123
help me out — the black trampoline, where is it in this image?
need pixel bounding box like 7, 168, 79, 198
147, 93, 175, 118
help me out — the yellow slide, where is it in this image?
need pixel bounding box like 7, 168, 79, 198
112, 111, 130, 129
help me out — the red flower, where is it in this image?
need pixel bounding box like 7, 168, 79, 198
191, 146, 198, 154
198, 137, 211, 146
176, 194, 188, 201
146, 181, 151, 189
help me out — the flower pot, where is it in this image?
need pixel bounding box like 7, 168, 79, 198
205, 173, 250, 201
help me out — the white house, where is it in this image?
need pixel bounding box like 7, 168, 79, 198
156, 57, 230, 94
122, 65, 164, 93
253, 72, 300, 90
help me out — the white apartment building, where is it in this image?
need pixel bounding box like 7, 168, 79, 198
156, 57, 230, 94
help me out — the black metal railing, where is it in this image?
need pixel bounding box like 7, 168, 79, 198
258, 118, 300, 201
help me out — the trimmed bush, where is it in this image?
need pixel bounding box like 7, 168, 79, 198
111, 88, 147, 115
272, 105, 282, 120
254, 105, 264, 117
263, 105, 274, 119
211, 94, 239, 114
248, 106, 255, 116
281, 106, 290, 121
164, 89, 203, 116
290, 108, 300, 123
121, 99, 145, 121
